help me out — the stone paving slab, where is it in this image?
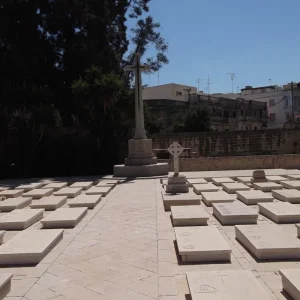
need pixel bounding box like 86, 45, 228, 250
96, 181, 116, 188
0, 209, 44, 230
235, 224, 300, 260
287, 174, 300, 180
212, 177, 235, 186
162, 191, 201, 211
15, 182, 44, 192
0, 231, 5, 245
222, 182, 251, 194
0, 197, 32, 212
186, 270, 270, 300
259, 202, 300, 223
42, 182, 68, 191
23, 188, 54, 199
30, 196, 68, 210
201, 191, 235, 207
0, 189, 24, 198
266, 175, 289, 183
186, 178, 207, 186
53, 187, 82, 198
171, 206, 209, 226
193, 183, 219, 195
41, 207, 88, 228
237, 190, 274, 205
272, 189, 300, 203
175, 226, 231, 263
68, 194, 102, 209
253, 182, 283, 192
213, 201, 258, 225
85, 186, 112, 196
279, 269, 300, 300
69, 181, 93, 190
0, 229, 63, 265
281, 180, 300, 190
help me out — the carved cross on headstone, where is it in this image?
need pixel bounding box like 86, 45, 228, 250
168, 142, 184, 176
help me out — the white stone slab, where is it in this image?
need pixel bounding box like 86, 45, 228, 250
258, 202, 300, 223
0, 189, 24, 198
193, 183, 219, 195
0, 231, 5, 245
281, 180, 300, 190
175, 226, 231, 263
23, 188, 54, 199
222, 182, 250, 194
279, 269, 300, 300
96, 181, 116, 187
162, 191, 201, 211
201, 191, 235, 207
171, 206, 209, 226
42, 182, 68, 191
187, 270, 270, 300
287, 174, 300, 180
15, 182, 44, 192
237, 190, 274, 205
0, 229, 63, 265
213, 202, 258, 225
0, 273, 13, 297
0, 197, 32, 212
187, 178, 207, 186
212, 177, 235, 186
297, 224, 300, 238
53, 187, 82, 198
0, 209, 44, 230
69, 181, 93, 190
235, 224, 300, 260
253, 182, 283, 192
236, 176, 252, 184
30, 196, 67, 211
68, 194, 101, 209
41, 207, 88, 228
0, 186, 9, 192
85, 186, 111, 196
266, 176, 289, 183
272, 189, 300, 203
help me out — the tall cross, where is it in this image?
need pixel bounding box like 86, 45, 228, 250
125, 53, 150, 140
168, 142, 184, 176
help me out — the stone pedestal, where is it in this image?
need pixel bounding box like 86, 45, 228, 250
251, 170, 267, 183
166, 175, 189, 193
114, 139, 168, 177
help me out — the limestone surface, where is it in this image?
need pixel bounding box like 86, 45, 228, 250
53, 187, 82, 198
69, 181, 93, 190
42, 182, 68, 191
222, 182, 250, 194
253, 182, 283, 192
287, 174, 300, 180
212, 177, 235, 186
0, 209, 44, 230
0, 231, 5, 245
41, 207, 88, 228
297, 224, 300, 237
259, 202, 300, 223
193, 183, 219, 195
235, 224, 300, 260
213, 201, 258, 225
272, 189, 300, 203
236, 176, 252, 184
266, 176, 289, 183
15, 182, 44, 191
175, 226, 231, 263
279, 269, 300, 300
281, 180, 300, 190
171, 205, 209, 226
0, 189, 24, 198
0, 273, 13, 298
237, 190, 274, 205
201, 191, 235, 207
30, 196, 67, 210
23, 188, 53, 199
0, 229, 63, 265
85, 186, 111, 196
186, 270, 270, 300
0, 197, 32, 212
68, 194, 102, 209
162, 191, 201, 211
186, 178, 207, 186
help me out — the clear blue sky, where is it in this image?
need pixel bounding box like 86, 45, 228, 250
140, 0, 300, 93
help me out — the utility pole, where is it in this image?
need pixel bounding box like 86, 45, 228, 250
227, 73, 236, 94
269, 79, 272, 86
237, 87, 240, 94
291, 81, 294, 123
207, 75, 211, 95
196, 78, 201, 92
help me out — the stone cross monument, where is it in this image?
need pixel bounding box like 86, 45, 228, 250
166, 142, 189, 193
113, 53, 169, 177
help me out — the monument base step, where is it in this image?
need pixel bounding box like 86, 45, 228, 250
114, 163, 168, 177
125, 157, 158, 166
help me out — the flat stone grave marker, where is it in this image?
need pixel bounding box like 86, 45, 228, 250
279, 269, 300, 300
162, 191, 201, 211
272, 189, 300, 203
287, 174, 300, 180
68, 194, 102, 209
253, 182, 283, 192
175, 226, 231, 263
171, 205, 209, 226
297, 224, 300, 237
69, 181, 93, 190
0, 189, 24, 198
96, 181, 116, 188
187, 178, 207, 187
0, 231, 4, 244
201, 191, 235, 207
266, 176, 289, 183
281, 180, 300, 190
53, 187, 82, 198
235, 224, 300, 260
0, 209, 44, 230
0, 273, 13, 298
0, 186, 9, 192
186, 270, 270, 300
85, 186, 111, 196
30, 196, 67, 211
41, 207, 88, 228
222, 182, 250, 194
236, 176, 252, 184
212, 177, 235, 186
193, 183, 219, 195
237, 190, 273, 205
0, 197, 32, 212
0, 229, 63, 265
42, 182, 68, 191
15, 182, 44, 192
259, 202, 300, 223
23, 188, 53, 199
213, 201, 258, 225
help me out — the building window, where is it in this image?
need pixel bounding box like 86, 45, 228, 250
269, 99, 275, 106
269, 113, 276, 121
260, 110, 263, 118
241, 109, 244, 116
233, 111, 236, 118
176, 91, 182, 96
224, 110, 229, 118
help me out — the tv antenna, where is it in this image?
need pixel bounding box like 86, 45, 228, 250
196, 78, 201, 92
227, 73, 236, 94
